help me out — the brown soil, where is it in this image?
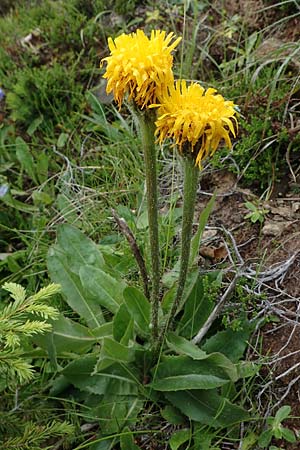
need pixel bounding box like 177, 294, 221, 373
197, 168, 300, 448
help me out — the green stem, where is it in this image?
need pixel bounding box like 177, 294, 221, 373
168, 155, 199, 327
137, 109, 160, 341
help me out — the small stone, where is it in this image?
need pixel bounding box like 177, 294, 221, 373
262, 221, 292, 236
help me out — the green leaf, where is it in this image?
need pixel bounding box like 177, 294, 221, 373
63, 357, 139, 396
80, 265, 126, 314
151, 355, 236, 391
113, 304, 134, 344
274, 405, 291, 424
123, 287, 151, 336
57, 132, 69, 148
166, 333, 208, 360
36, 315, 102, 355
161, 405, 186, 425
47, 225, 109, 327
26, 115, 43, 135
48, 245, 104, 328
162, 270, 199, 313
57, 194, 78, 223
1, 187, 38, 212
258, 429, 272, 447
32, 190, 53, 206
120, 428, 141, 450
236, 361, 259, 379
202, 324, 252, 362
189, 192, 216, 266
169, 429, 191, 450
281, 428, 296, 443
55, 224, 105, 272
91, 322, 113, 338
245, 201, 257, 212
99, 337, 135, 365
35, 151, 48, 184
166, 389, 249, 428
15, 137, 38, 184
92, 394, 143, 435
240, 432, 258, 450
177, 274, 217, 339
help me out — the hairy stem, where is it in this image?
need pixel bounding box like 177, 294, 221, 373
168, 156, 199, 327
137, 109, 160, 341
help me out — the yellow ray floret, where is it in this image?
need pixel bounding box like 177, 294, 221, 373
101, 29, 181, 109
153, 80, 238, 167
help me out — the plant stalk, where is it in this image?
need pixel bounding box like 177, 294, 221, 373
168, 155, 199, 328
137, 108, 160, 341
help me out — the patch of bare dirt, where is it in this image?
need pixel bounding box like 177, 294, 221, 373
198, 169, 300, 445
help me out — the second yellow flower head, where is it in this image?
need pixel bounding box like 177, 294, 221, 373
154, 80, 238, 167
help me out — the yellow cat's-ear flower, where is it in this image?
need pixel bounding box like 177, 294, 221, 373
100, 29, 181, 109
153, 80, 238, 167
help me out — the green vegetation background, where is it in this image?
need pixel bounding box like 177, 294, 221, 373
0, 0, 299, 448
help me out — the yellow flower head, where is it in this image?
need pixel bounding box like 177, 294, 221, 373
154, 80, 238, 167
101, 29, 181, 109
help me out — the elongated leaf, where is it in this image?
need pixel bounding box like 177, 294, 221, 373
1, 189, 38, 212
274, 405, 291, 424
113, 304, 134, 343
36, 315, 104, 355
177, 273, 218, 339
48, 245, 104, 328
100, 337, 135, 364
189, 192, 216, 266
55, 224, 105, 272
120, 428, 141, 450
161, 405, 186, 425
47, 224, 108, 327
202, 323, 252, 362
162, 270, 199, 313
92, 322, 113, 338
80, 265, 125, 314
151, 355, 236, 391
169, 429, 190, 450
63, 358, 139, 396
93, 394, 143, 435
166, 389, 249, 427
15, 137, 38, 184
124, 287, 151, 336
166, 333, 207, 360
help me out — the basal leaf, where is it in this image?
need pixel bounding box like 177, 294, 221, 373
177, 273, 218, 339
169, 429, 191, 450
47, 245, 104, 328
161, 405, 186, 425
162, 270, 199, 314
151, 355, 236, 391
202, 323, 252, 362
63, 357, 139, 396
93, 394, 143, 435
36, 314, 100, 355
56, 224, 105, 272
124, 287, 151, 336
113, 304, 133, 343
120, 428, 141, 450
100, 337, 135, 364
80, 265, 126, 314
166, 389, 249, 428
166, 333, 208, 360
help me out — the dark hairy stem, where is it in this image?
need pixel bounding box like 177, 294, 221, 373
111, 208, 150, 300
